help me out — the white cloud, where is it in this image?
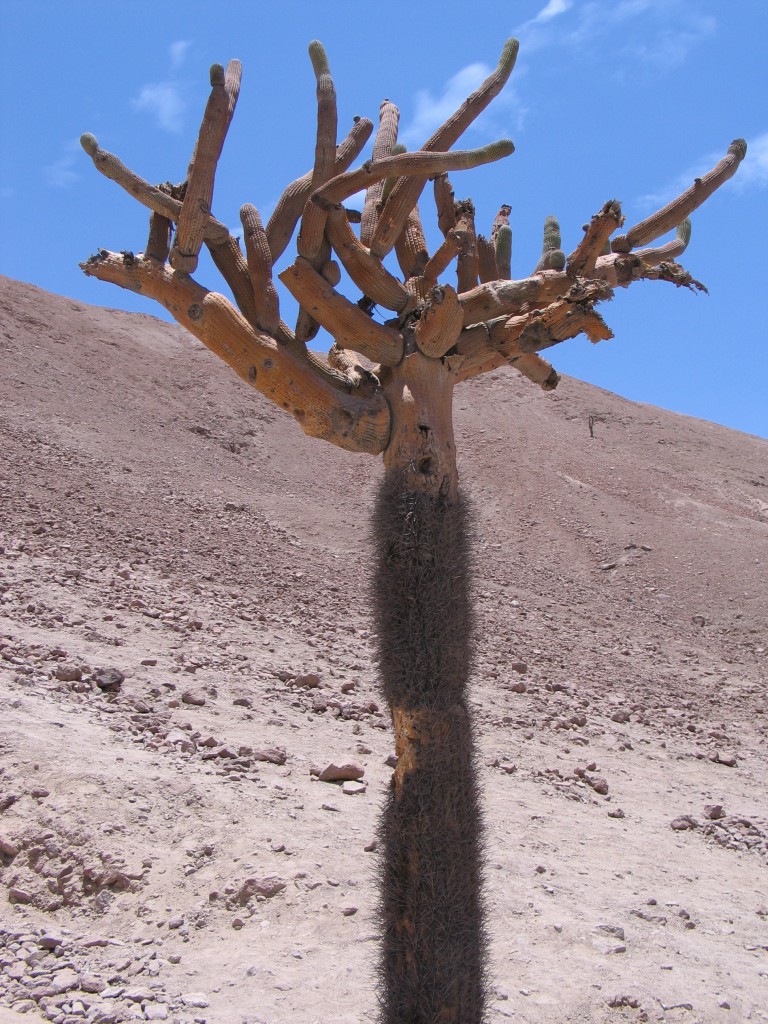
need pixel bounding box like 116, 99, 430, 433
170, 40, 191, 71
43, 140, 81, 189
132, 82, 185, 134
401, 62, 523, 147
736, 132, 768, 190
530, 0, 573, 25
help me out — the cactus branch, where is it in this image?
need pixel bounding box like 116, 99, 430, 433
279, 258, 405, 364
171, 60, 242, 274
314, 140, 514, 211
79, 133, 230, 244
80, 250, 389, 453
567, 200, 624, 277
433, 173, 457, 236
454, 199, 479, 294
240, 204, 280, 335
361, 100, 401, 246
423, 231, 463, 287
265, 116, 372, 263
477, 235, 500, 285
324, 206, 413, 313
612, 139, 747, 252
634, 219, 691, 266
533, 215, 565, 273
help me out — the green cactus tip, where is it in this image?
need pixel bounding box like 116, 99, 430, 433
676, 218, 692, 247
80, 133, 98, 157
499, 37, 520, 74
308, 40, 331, 78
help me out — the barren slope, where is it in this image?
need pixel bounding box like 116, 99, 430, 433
1, 275, 767, 1024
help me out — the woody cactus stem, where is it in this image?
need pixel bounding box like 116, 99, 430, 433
373, 481, 486, 1024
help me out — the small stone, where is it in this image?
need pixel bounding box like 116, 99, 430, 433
252, 747, 287, 765
670, 815, 698, 831
342, 781, 367, 796
141, 658, 158, 667
341, 906, 358, 916
8, 887, 33, 904
294, 672, 321, 689
599, 561, 617, 571
0, 835, 19, 858
711, 752, 738, 767
588, 776, 609, 795
510, 661, 528, 675
322, 803, 341, 812
167, 916, 185, 929
692, 614, 707, 627
233, 697, 252, 707
704, 804, 725, 820
237, 876, 287, 903
54, 663, 82, 682
385, 753, 398, 768
318, 761, 364, 783
610, 710, 630, 723
232, 918, 245, 930
181, 690, 206, 706
144, 1006, 169, 1021
181, 993, 210, 1008
93, 668, 124, 692
509, 681, 527, 694
718, 1000, 731, 1009
78, 973, 105, 993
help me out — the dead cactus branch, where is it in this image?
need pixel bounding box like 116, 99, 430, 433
362, 100, 401, 246
612, 139, 746, 252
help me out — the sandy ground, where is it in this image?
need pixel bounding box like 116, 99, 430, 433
1, 275, 767, 1023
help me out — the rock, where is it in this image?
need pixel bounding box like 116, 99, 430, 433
93, 668, 124, 692
711, 752, 738, 767
181, 689, 206, 706
144, 1004, 170, 1020
342, 781, 367, 796
704, 803, 726, 820
341, 906, 358, 916
54, 663, 82, 682
599, 561, 617, 571
181, 993, 210, 1008
233, 697, 252, 707
509, 681, 527, 694
588, 776, 609, 795
252, 747, 287, 765
607, 808, 625, 819
237, 876, 287, 903
385, 754, 398, 768
692, 614, 707, 626
294, 672, 321, 689
51, 968, 80, 993
0, 835, 19, 858
79, 974, 105, 993
670, 815, 698, 831
318, 761, 364, 783
167, 916, 184, 929
322, 803, 341, 812
8, 887, 33, 904
610, 709, 630, 723
141, 658, 158, 666
510, 661, 528, 675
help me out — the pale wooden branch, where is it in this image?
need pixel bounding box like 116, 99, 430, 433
240, 204, 279, 335
459, 272, 581, 326
324, 206, 412, 313
634, 219, 691, 266
171, 61, 242, 274
361, 100, 400, 246
279, 258, 404, 365
594, 253, 707, 292
413, 285, 463, 358
265, 116, 372, 263
612, 139, 747, 252
80, 134, 229, 244
454, 199, 479, 293
314, 140, 514, 210
423, 231, 462, 287
567, 200, 624, 277
367, 38, 519, 259
477, 235, 499, 284
80, 251, 389, 454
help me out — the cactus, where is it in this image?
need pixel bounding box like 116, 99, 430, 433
495, 223, 512, 278
534, 214, 565, 272
373, 481, 486, 1024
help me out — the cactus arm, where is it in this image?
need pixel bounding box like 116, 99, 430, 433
459, 271, 584, 326
315, 140, 514, 212
423, 230, 463, 288
477, 235, 499, 284
567, 200, 624, 277
145, 213, 171, 263
239, 204, 280, 335
453, 199, 479, 293
612, 139, 746, 252
634, 218, 692, 266
494, 224, 512, 279
265, 116, 372, 263
533, 214, 565, 273
413, 284, 463, 358
171, 61, 242, 274
361, 100, 401, 246
79, 133, 230, 244
594, 253, 707, 292
279, 259, 404, 365
80, 251, 389, 454
394, 205, 430, 283
433, 173, 457, 236
296, 42, 338, 266
324, 205, 413, 313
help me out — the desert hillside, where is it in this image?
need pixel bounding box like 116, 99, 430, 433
1, 274, 767, 1024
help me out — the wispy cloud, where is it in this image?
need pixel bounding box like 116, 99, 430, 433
43, 140, 81, 189
635, 133, 768, 212
169, 40, 191, 71
400, 62, 524, 148
131, 40, 191, 134
516, 0, 716, 72
132, 82, 185, 134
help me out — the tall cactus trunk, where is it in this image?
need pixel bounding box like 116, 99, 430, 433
373, 349, 487, 1023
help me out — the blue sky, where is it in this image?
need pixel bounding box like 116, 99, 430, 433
1, 0, 766, 438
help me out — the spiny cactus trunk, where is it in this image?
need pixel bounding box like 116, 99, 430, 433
373, 351, 487, 1023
